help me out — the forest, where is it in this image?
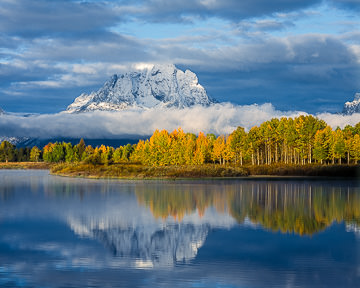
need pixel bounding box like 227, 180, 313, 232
1, 115, 360, 166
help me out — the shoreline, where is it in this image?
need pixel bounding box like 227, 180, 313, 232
0, 162, 52, 170
1, 162, 359, 179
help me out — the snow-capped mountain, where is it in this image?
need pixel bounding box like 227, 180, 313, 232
66, 64, 215, 113
343, 93, 360, 115
0, 136, 30, 146
0, 107, 4, 114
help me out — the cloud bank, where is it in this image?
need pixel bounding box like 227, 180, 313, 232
1, 103, 359, 139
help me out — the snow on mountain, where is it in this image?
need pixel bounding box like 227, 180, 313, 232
69, 216, 209, 267
0, 136, 30, 146
0, 107, 4, 114
343, 93, 360, 115
66, 64, 215, 113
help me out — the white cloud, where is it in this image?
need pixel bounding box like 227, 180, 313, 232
16, 80, 63, 88
350, 44, 360, 63
0, 103, 303, 139
1, 103, 359, 140
133, 63, 155, 70
317, 112, 360, 128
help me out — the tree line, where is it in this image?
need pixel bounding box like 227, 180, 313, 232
131, 115, 360, 166
1, 115, 360, 165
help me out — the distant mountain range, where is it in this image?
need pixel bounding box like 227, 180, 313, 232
66, 64, 215, 113
343, 93, 360, 115
0, 136, 31, 147
0, 137, 141, 148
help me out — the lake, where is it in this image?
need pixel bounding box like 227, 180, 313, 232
0, 170, 360, 288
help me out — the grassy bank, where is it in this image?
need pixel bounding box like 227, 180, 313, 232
0, 162, 52, 170
246, 164, 360, 177
50, 163, 248, 179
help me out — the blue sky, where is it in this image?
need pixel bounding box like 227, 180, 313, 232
0, 0, 359, 114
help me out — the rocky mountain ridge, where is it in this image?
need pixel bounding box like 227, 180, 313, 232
343, 93, 360, 115
66, 64, 215, 113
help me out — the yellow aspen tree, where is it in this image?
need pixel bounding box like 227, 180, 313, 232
350, 134, 360, 164
30, 146, 41, 162
223, 135, 234, 164
212, 136, 225, 164
193, 132, 209, 164
184, 133, 196, 165
169, 128, 187, 165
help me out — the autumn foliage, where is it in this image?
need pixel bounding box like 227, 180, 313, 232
2, 115, 360, 166
131, 116, 360, 166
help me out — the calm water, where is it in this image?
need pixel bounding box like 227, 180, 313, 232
1, 170, 360, 288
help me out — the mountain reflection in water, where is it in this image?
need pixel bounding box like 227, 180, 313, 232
0, 170, 360, 288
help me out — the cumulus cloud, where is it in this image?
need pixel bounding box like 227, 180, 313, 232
317, 112, 360, 128
1, 103, 359, 140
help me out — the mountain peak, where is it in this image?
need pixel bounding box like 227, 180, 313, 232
66, 64, 215, 113
343, 92, 360, 115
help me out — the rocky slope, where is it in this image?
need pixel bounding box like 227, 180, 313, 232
343, 93, 360, 114
0, 136, 30, 146
66, 64, 215, 113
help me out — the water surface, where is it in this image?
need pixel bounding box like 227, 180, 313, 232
0, 170, 359, 287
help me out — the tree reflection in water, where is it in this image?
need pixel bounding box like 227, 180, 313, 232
135, 180, 360, 236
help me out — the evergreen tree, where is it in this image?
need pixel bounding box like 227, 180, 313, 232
15, 147, 31, 162
0, 141, 15, 163
75, 138, 86, 160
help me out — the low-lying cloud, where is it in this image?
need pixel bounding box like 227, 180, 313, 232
1, 103, 359, 140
